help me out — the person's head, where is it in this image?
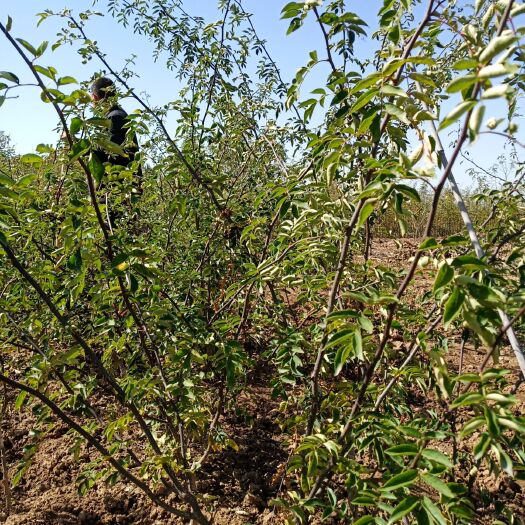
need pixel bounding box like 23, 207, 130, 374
90, 77, 116, 102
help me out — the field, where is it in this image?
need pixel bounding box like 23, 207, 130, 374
2, 1, 525, 524
1, 239, 524, 524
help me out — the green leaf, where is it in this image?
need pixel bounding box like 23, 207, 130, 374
381, 84, 409, 98
443, 288, 464, 326
474, 432, 491, 461
494, 446, 514, 476
358, 315, 374, 334
93, 137, 128, 157
440, 234, 468, 247
326, 328, 355, 350
352, 517, 375, 525
6, 16, 12, 32
384, 103, 410, 125
481, 84, 512, 99
433, 263, 454, 293
421, 449, 453, 468
467, 283, 505, 307
382, 58, 407, 77
439, 100, 476, 130
20, 153, 43, 167
36, 40, 48, 56
0, 71, 20, 84
17, 173, 37, 188
498, 417, 525, 434
478, 63, 517, 79
88, 152, 105, 184
381, 469, 418, 491
388, 496, 419, 524
421, 473, 456, 499
460, 416, 485, 438
450, 392, 484, 408
466, 282, 503, 306
327, 309, 358, 320
350, 88, 379, 113
16, 38, 38, 56
354, 328, 363, 360
0, 186, 18, 199
484, 405, 500, 436
419, 237, 438, 250
462, 311, 495, 346
70, 117, 82, 135
34, 65, 55, 80
58, 75, 78, 86
446, 75, 477, 94
422, 497, 447, 525
349, 73, 381, 95
468, 104, 485, 136
450, 254, 486, 270
479, 33, 517, 64
357, 200, 375, 229
452, 58, 477, 70
14, 390, 28, 410
414, 110, 437, 122
386, 444, 419, 456
396, 184, 420, 202
334, 344, 352, 376
67, 249, 82, 270
409, 72, 436, 87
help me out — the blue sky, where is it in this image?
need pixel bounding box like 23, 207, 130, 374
0, 1, 522, 188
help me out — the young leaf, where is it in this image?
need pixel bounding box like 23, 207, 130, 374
16, 38, 38, 56
478, 63, 517, 79
388, 496, 419, 524
481, 84, 512, 99
450, 392, 484, 408
352, 517, 375, 525
381, 84, 409, 98
433, 263, 454, 293
20, 153, 43, 166
357, 200, 375, 229
421, 473, 456, 499
439, 101, 476, 131
443, 288, 464, 326
58, 75, 78, 86
446, 74, 477, 94
381, 469, 418, 491
88, 152, 105, 184
468, 104, 485, 137
0, 71, 20, 84
422, 497, 447, 525
421, 449, 453, 468
385, 444, 419, 456
479, 33, 517, 64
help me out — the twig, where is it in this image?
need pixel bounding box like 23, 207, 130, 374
0, 372, 194, 521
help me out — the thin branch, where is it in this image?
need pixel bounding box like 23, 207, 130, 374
0, 372, 192, 521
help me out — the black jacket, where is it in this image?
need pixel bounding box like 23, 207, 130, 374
93, 105, 143, 193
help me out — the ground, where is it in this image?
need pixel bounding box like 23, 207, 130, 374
1, 240, 524, 524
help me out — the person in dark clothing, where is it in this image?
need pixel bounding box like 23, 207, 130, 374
90, 77, 142, 186
90, 77, 142, 228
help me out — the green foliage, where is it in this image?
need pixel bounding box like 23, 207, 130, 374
1, 0, 525, 523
